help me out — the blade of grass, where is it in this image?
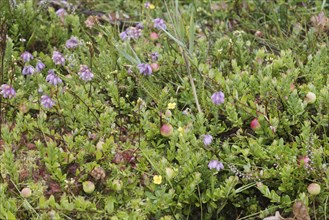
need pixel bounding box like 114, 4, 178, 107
161, 28, 186, 48
115, 44, 139, 65
128, 43, 141, 64
325, 195, 328, 220
188, 13, 195, 55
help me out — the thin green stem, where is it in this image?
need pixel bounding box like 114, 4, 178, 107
197, 184, 203, 220
313, 198, 317, 220
183, 49, 202, 114
325, 195, 328, 220
0, 21, 7, 138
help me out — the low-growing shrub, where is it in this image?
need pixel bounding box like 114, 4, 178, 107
0, 0, 328, 219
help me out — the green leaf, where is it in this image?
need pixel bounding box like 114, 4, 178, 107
95, 150, 103, 161
39, 196, 47, 208
257, 183, 281, 203
145, 191, 157, 200
105, 196, 116, 214
162, 28, 185, 48
6, 211, 16, 220
188, 13, 195, 55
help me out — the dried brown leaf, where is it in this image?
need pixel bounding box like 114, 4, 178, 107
293, 201, 310, 220
311, 12, 329, 31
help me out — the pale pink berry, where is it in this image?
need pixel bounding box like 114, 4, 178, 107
308, 183, 321, 195
21, 187, 32, 198
150, 32, 159, 41
160, 124, 173, 137
150, 63, 159, 72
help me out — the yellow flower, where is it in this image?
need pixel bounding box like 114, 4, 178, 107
178, 127, 184, 136
167, 102, 176, 110
149, 4, 155, 9
153, 175, 162, 184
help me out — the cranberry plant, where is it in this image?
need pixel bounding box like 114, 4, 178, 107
0, 0, 328, 219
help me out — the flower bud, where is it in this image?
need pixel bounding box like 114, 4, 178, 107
90, 167, 106, 180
